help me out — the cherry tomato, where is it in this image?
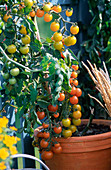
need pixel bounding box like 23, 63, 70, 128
76, 88, 82, 97
9, 78, 17, 85
50, 22, 60, 32
58, 93, 65, 101
36, 9, 44, 17
53, 41, 63, 50
68, 36, 77, 46
21, 35, 31, 44
24, 0, 33, 7
71, 71, 78, 79
10, 68, 20, 76
37, 132, 44, 138
20, 46, 29, 54
54, 126, 62, 134
7, 44, 16, 54
66, 8, 73, 17
19, 25, 27, 35
73, 104, 81, 111
73, 79, 78, 86
37, 111, 45, 120
73, 110, 82, 119
3, 14, 12, 22
30, 10, 35, 17
52, 146, 62, 154
53, 32, 63, 42
41, 150, 53, 160
40, 139, 49, 148
72, 65, 79, 71
43, 123, 49, 128
72, 118, 81, 126
53, 112, 59, 118
54, 143, 60, 148
53, 5, 62, 13
70, 96, 78, 105
62, 129, 72, 138
3, 73, 9, 79
62, 118, 71, 127
70, 25, 79, 35
48, 104, 58, 112
43, 4, 51, 12
70, 86, 76, 95
44, 13, 53, 22
43, 132, 50, 139
69, 125, 77, 133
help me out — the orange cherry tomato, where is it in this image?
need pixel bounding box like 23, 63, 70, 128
70, 96, 78, 105
43, 132, 50, 139
30, 10, 35, 17
52, 146, 62, 154
36, 9, 44, 17
71, 71, 78, 79
37, 111, 45, 120
58, 93, 65, 101
37, 132, 44, 138
76, 88, 82, 97
73, 110, 82, 119
44, 13, 53, 22
50, 21, 60, 32
53, 112, 59, 118
41, 150, 53, 160
54, 143, 60, 148
40, 139, 49, 148
54, 126, 62, 134
70, 86, 76, 95
70, 25, 79, 35
66, 9, 73, 17
73, 79, 78, 86
72, 65, 79, 71
48, 104, 58, 112
53, 5, 62, 13
42, 123, 49, 128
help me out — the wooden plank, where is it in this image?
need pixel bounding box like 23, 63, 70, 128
34, 147, 40, 169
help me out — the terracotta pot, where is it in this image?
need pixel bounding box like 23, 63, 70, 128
45, 119, 111, 170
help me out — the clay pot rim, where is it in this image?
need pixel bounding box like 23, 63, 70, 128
56, 119, 111, 142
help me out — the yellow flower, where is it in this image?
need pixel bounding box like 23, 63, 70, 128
0, 161, 6, 170
3, 135, 18, 147
0, 127, 2, 133
10, 146, 18, 155
0, 117, 8, 128
0, 134, 4, 141
0, 148, 9, 160
10, 126, 17, 131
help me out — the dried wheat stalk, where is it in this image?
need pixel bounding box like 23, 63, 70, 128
82, 60, 111, 117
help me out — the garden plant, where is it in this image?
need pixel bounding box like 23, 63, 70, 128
0, 0, 82, 162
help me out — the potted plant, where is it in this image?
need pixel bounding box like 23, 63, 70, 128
0, 0, 111, 170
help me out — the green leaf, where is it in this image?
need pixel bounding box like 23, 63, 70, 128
30, 88, 38, 103
37, 99, 49, 108
67, 49, 78, 61
24, 6, 32, 15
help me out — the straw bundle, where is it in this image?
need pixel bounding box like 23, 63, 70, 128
82, 60, 111, 117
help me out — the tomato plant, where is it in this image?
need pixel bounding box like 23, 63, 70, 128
0, 0, 82, 162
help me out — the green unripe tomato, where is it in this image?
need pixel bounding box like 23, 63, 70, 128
3, 72, 9, 79
10, 68, 20, 76
9, 78, 17, 85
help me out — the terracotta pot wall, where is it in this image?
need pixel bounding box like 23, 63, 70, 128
45, 119, 111, 170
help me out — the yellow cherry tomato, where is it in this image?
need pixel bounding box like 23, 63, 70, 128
66, 9, 73, 17
19, 25, 27, 35
43, 4, 51, 12
62, 129, 72, 138
20, 46, 29, 54
24, 0, 33, 7
3, 14, 12, 22
21, 35, 31, 44
62, 118, 71, 127
53, 32, 63, 42
69, 125, 77, 133
70, 25, 79, 35
50, 22, 60, 32
53, 41, 63, 50
72, 118, 81, 126
7, 44, 16, 54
